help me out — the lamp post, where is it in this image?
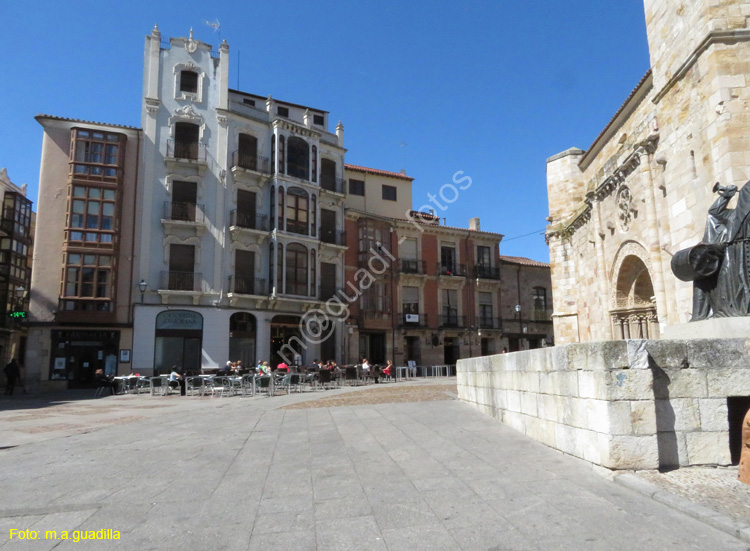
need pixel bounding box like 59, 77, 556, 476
515, 304, 522, 350
138, 280, 148, 304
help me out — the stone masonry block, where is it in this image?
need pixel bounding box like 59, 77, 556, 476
554, 424, 580, 457
707, 368, 750, 396
537, 394, 559, 422
661, 368, 708, 398
586, 400, 611, 434
608, 400, 636, 435
560, 397, 588, 429
578, 371, 608, 399
489, 354, 507, 371
549, 344, 571, 371
525, 348, 549, 372
604, 435, 659, 470
578, 428, 603, 465
567, 340, 629, 371
655, 398, 701, 432
687, 339, 750, 369
628, 401, 657, 435
606, 369, 654, 400
646, 340, 688, 369
539, 371, 579, 396
685, 431, 731, 466
698, 399, 729, 432
520, 392, 538, 417
505, 390, 521, 413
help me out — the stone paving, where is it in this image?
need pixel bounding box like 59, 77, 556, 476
0, 379, 747, 550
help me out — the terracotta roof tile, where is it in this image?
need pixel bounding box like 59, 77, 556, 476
499, 255, 550, 268
345, 164, 414, 181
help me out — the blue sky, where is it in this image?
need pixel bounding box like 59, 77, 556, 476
3, 1, 650, 262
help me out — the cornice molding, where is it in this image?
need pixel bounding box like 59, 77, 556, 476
653, 29, 750, 104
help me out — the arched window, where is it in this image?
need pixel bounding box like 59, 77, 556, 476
310, 248, 316, 297
278, 135, 285, 175
286, 243, 308, 296
270, 184, 275, 229
277, 242, 284, 294
286, 187, 309, 235
268, 242, 275, 294
312, 146, 318, 183
311, 195, 317, 237
278, 187, 285, 230
287, 136, 309, 180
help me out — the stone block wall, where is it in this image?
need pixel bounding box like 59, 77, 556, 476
457, 339, 749, 470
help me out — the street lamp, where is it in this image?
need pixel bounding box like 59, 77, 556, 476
515, 304, 522, 349
138, 280, 148, 303
15, 286, 25, 302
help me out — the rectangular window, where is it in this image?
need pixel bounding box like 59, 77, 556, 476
62, 253, 113, 311
171, 181, 197, 222
234, 250, 256, 294
180, 70, 198, 93
285, 190, 310, 236
402, 286, 420, 316
313, 114, 325, 126
168, 244, 195, 291
67, 186, 117, 245
442, 289, 458, 325
277, 106, 289, 117
440, 245, 456, 274
70, 129, 122, 181
534, 288, 547, 311
243, 98, 256, 106
477, 246, 491, 266
479, 292, 493, 326
382, 185, 397, 201
349, 179, 365, 196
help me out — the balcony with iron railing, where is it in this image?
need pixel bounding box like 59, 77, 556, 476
437, 263, 467, 277
285, 162, 309, 181
320, 228, 346, 246
320, 175, 346, 195
399, 259, 426, 275
166, 139, 207, 163
474, 265, 500, 280
229, 210, 269, 232
399, 312, 429, 328
161, 271, 202, 292
440, 313, 465, 328
231, 151, 271, 174
228, 275, 267, 296
163, 201, 205, 223
531, 309, 552, 322
476, 317, 503, 330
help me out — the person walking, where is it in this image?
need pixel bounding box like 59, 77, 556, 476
4, 358, 20, 396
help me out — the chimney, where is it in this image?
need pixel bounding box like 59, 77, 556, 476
469, 217, 480, 231
336, 121, 344, 147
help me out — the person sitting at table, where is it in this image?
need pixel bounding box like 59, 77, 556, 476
94, 369, 116, 396
257, 361, 270, 376
382, 360, 393, 380
218, 361, 232, 375
235, 360, 243, 374
276, 361, 289, 373
361, 358, 370, 375
168, 366, 185, 396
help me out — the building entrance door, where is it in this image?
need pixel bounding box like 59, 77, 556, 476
443, 337, 459, 365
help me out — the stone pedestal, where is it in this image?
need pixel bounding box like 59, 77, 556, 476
457, 338, 750, 470
662, 318, 750, 340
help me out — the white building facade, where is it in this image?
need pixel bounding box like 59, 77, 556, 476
134, 28, 346, 373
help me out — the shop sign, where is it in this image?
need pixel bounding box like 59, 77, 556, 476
156, 310, 203, 331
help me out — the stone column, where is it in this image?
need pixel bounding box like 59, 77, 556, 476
590, 194, 613, 340
639, 147, 668, 336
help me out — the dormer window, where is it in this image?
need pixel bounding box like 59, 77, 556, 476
313, 114, 324, 126
180, 70, 198, 94
277, 106, 289, 118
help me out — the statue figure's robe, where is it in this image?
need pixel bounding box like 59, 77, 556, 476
692, 184, 750, 320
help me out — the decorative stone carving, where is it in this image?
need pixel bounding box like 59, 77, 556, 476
185, 28, 197, 53
617, 186, 633, 232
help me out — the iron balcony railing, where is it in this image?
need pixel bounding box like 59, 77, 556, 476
437, 263, 467, 277
228, 275, 266, 296
476, 317, 502, 330
231, 151, 271, 174
440, 314, 465, 328
166, 139, 207, 162
164, 201, 204, 223
320, 176, 346, 194
285, 162, 309, 180
229, 210, 269, 231
399, 259, 426, 275
320, 228, 346, 246
400, 312, 429, 328
474, 265, 500, 280
531, 309, 552, 321
162, 271, 201, 292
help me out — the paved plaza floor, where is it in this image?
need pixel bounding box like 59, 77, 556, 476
0, 379, 747, 550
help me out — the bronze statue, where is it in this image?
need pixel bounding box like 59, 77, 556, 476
671, 182, 750, 320
739, 408, 750, 484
